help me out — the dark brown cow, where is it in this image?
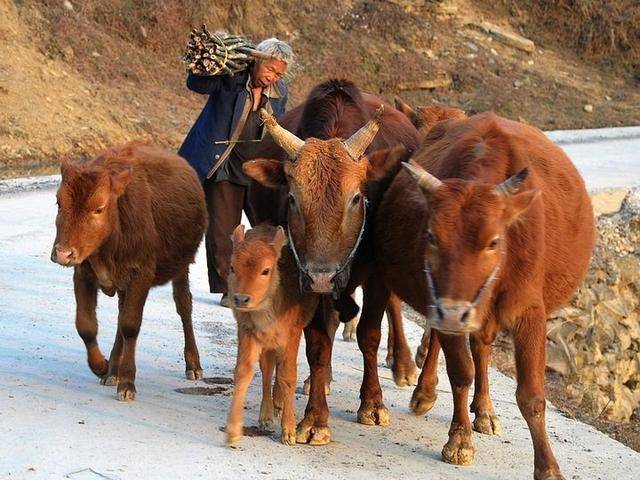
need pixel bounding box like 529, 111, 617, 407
244, 79, 420, 444
373, 113, 594, 479
51, 142, 207, 401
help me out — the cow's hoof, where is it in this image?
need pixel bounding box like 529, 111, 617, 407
116, 382, 136, 402
258, 419, 274, 432
357, 403, 390, 426
281, 427, 296, 446
186, 369, 203, 381
296, 424, 331, 445
301, 377, 330, 396
442, 432, 475, 466
226, 432, 242, 447
393, 360, 418, 387
100, 374, 119, 386
342, 322, 358, 342
473, 412, 501, 436
410, 387, 437, 415
534, 469, 565, 480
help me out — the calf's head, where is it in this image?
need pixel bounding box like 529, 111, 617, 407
403, 161, 539, 334
51, 162, 132, 266
244, 107, 402, 294
228, 225, 286, 311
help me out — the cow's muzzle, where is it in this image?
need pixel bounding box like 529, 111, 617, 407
428, 298, 478, 334
51, 244, 79, 266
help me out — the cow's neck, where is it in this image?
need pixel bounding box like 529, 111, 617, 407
87, 254, 116, 296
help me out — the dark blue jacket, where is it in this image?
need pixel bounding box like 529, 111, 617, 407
178, 68, 288, 182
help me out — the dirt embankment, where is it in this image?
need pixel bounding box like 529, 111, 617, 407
0, 0, 638, 179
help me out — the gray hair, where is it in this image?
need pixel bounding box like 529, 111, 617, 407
255, 38, 295, 67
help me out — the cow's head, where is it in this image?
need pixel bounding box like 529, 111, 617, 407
402, 161, 539, 334
228, 224, 287, 311
394, 97, 466, 139
51, 161, 132, 266
244, 107, 403, 294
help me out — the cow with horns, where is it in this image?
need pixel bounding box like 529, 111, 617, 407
372, 112, 594, 479
243, 79, 420, 444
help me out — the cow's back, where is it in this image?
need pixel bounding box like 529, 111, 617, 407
101, 142, 206, 285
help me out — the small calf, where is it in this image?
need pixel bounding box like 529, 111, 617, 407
226, 224, 317, 446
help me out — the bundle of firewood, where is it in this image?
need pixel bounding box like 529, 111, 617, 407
182, 26, 268, 76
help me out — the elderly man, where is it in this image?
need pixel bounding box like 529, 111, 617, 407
179, 38, 293, 307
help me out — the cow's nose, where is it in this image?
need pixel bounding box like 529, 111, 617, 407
233, 293, 251, 308
52, 245, 77, 265
432, 299, 476, 333
308, 272, 335, 294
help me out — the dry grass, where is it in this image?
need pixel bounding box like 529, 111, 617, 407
509, 0, 640, 75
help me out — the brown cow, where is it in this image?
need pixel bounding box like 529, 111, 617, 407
226, 224, 318, 446
51, 142, 207, 401
393, 98, 469, 403
244, 79, 420, 444
373, 113, 594, 479
394, 96, 466, 141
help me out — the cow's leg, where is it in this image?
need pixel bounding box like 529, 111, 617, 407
410, 331, 441, 414
272, 362, 283, 418
470, 317, 500, 435
302, 307, 336, 396
341, 292, 359, 342
73, 265, 108, 378
258, 349, 276, 431
172, 269, 203, 380
439, 333, 475, 466
115, 278, 151, 401
226, 333, 261, 446
296, 302, 332, 445
415, 327, 430, 368
513, 306, 563, 480
385, 305, 394, 367
279, 324, 302, 445
356, 277, 390, 426
385, 293, 417, 387
101, 303, 123, 386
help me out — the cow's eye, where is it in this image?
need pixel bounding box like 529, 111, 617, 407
351, 193, 361, 207
487, 237, 501, 250
288, 193, 296, 207
229, 265, 235, 274
94, 206, 105, 215
261, 268, 271, 276
426, 230, 437, 247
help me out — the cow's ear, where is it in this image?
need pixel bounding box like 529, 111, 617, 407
231, 224, 245, 244
364, 144, 406, 181
60, 160, 76, 180
506, 189, 540, 223
243, 159, 287, 187
110, 167, 133, 197
394, 96, 420, 128
270, 226, 287, 254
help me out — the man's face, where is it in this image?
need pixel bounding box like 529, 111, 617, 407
252, 59, 287, 88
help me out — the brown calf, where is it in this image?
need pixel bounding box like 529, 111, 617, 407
374, 113, 594, 478
51, 142, 207, 401
226, 224, 318, 446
